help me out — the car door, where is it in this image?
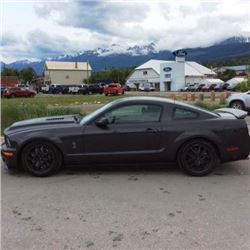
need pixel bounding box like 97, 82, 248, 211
83, 103, 164, 163
15, 88, 22, 97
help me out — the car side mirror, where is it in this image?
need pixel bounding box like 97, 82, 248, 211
95, 117, 109, 128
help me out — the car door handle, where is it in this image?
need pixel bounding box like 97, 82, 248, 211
146, 128, 158, 133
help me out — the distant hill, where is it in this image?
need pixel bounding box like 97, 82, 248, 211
1, 36, 250, 75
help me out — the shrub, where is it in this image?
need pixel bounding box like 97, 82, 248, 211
235, 79, 250, 92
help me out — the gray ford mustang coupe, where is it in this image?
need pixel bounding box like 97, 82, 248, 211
2, 97, 250, 177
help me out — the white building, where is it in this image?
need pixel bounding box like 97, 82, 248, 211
126, 55, 216, 91
44, 61, 92, 85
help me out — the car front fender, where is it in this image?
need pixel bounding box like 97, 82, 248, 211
15, 131, 64, 156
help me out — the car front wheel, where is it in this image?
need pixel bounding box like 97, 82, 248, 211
22, 141, 62, 177
177, 139, 218, 176
230, 101, 244, 110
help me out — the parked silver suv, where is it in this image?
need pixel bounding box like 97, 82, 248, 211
226, 91, 250, 111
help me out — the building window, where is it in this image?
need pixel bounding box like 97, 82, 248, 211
143, 71, 148, 75
165, 74, 171, 78
66, 75, 70, 79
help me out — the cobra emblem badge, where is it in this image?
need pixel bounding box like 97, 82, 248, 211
72, 142, 77, 149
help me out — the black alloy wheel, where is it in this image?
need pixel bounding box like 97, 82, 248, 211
178, 139, 218, 176
22, 141, 62, 177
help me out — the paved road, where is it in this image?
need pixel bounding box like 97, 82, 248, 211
2, 116, 250, 250
2, 160, 250, 250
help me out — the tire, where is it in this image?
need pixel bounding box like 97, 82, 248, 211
177, 139, 218, 176
105, 93, 108, 96
10, 94, 16, 98
230, 101, 244, 110
22, 141, 62, 177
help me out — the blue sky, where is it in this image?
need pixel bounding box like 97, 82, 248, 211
1, 0, 250, 63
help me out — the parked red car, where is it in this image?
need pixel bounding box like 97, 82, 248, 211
3, 87, 36, 98
104, 83, 124, 96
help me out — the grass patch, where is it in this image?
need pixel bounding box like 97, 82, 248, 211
1, 94, 124, 133
2, 94, 123, 107
1, 102, 81, 133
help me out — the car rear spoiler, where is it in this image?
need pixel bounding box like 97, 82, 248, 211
214, 108, 248, 119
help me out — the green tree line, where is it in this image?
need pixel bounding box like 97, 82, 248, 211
86, 68, 133, 84
202, 56, 250, 68
1, 67, 37, 83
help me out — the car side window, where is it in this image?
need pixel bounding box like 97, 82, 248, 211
173, 108, 199, 120
104, 104, 162, 124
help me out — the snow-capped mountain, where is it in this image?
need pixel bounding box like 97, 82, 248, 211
218, 35, 250, 45
52, 42, 157, 60
1, 36, 250, 75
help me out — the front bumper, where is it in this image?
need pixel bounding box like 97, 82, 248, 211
1, 143, 18, 169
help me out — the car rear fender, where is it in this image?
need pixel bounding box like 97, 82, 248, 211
173, 131, 223, 160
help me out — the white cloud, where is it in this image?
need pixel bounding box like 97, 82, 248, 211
1, 0, 250, 62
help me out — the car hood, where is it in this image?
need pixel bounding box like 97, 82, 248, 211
5, 115, 81, 132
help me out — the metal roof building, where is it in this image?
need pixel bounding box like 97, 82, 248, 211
126, 59, 216, 91
44, 61, 92, 85
136, 59, 215, 76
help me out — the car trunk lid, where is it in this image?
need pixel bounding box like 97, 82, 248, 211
214, 108, 248, 119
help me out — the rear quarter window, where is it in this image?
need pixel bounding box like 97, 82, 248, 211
173, 108, 199, 120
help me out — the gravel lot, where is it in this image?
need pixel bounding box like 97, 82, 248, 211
1, 116, 250, 250
2, 160, 250, 250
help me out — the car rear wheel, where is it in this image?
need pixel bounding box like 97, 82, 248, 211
230, 101, 244, 110
177, 139, 218, 176
22, 141, 62, 177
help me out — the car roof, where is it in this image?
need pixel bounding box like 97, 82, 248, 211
110, 96, 184, 106
111, 96, 218, 117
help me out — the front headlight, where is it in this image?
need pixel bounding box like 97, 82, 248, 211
4, 135, 11, 147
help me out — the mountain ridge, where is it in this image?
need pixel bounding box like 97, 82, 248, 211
1, 36, 250, 75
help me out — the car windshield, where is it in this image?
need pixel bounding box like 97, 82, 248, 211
80, 102, 113, 125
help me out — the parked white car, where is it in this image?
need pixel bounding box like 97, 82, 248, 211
138, 83, 155, 91
226, 91, 250, 111
68, 85, 81, 94
40, 84, 50, 93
